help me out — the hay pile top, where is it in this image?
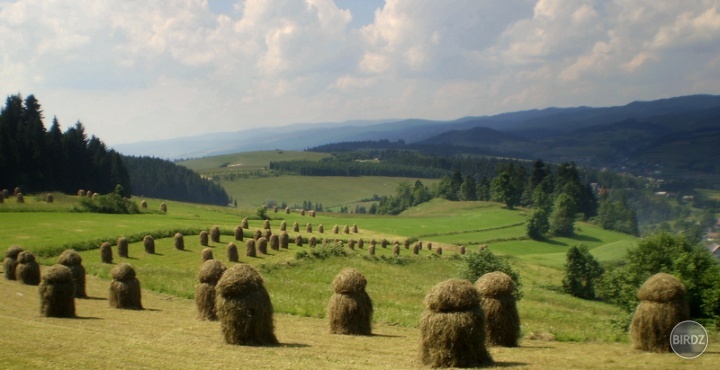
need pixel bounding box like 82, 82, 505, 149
111, 263, 136, 281
216, 264, 264, 297
637, 273, 686, 302
58, 249, 82, 266
198, 259, 227, 283
475, 271, 515, 297
43, 264, 73, 283
332, 268, 367, 294
424, 279, 480, 312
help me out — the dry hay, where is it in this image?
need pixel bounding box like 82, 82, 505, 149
241, 218, 249, 229
4, 245, 24, 280
201, 247, 214, 262
257, 237, 268, 254
13, 186, 21, 196
196, 259, 227, 320
348, 239, 355, 250
459, 246, 466, 255
77, 189, 84, 197
343, 225, 350, 234
310, 210, 316, 217
117, 237, 129, 258
309, 236, 317, 247
417, 241, 423, 250
295, 235, 304, 247
215, 264, 278, 346
436, 247, 443, 256
279, 232, 289, 249
246, 239, 257, 257
427, 242, 433, 251
160, 202, 167, 212
269, 234, 279, 251
475, 272, 520, 347
46, 193, 54, 203
234, 226, 244, 241
200, 230, 209, 246
393, 244, 400, 256
253, 229, 262, 240
305, 223, 313, 233
318, 224, 324, 234
174, 232, 185, 250
140, 199, 147, 209
332, 225, 339, 234
630, 273, 689, 352
352, 224, 358, 233
15, 251, 40, 285
109, 263, 143, 310
1, 189, 8, 198
143, 235, 155, 254
292, 221, 299, 232
368, 245, 375, 256
92, 193, 99, 199
419, 279, 493, 368
58, 249, 87, 298
328, 268, 373, 335
300, 209, 306, 216
263, 229, 272, 240
285, 207, 290, 214
357, 239, 364, 249
16, 192, 24, 203
86, 190, 92, 197
226, 243, 239, 262
381, 239, 388, 248
413, 244, 420, 255
279, 221, 287, 231
479, 244, 488, 251
272, 205, 278, 213
404, 239, 410, 249
263, 220, 271, 230
210, 225, 221, 243
100, 242, 113, 264
39, 264, 76, 318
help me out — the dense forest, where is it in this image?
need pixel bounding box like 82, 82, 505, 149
0, 94, 230, 206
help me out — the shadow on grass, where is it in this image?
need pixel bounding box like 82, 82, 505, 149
72, 316, 102, 320
567, 234, 601, 243
493, 361, 529, 368
81, 296, 107, 301
280, 342, 311, 348
371, 333, 404, 338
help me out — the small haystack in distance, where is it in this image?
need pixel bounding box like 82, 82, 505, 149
174, 232, 185, 250
143, 235, 155, 254
246, 239, 257, 257
306, 223, 313, 233
318, 224, 324, 234
215, 264, 278, 346
140, 199, 147, 209
309, 236, 317, 247
200, 230, 209, 246
15, 251, 40, 285
459, 246, 466, 255
100, 242, 113, 263
196, 259, 226, 320
348, 239, 356, 250
352, 224, 358, 233
475, 272, 521, 347
381, 239, 388, 248
368, 245, 375, 256
39, 264, 76, 318
280, 221, 287, 231
358, 239, 364, 249
160, 202, 167, 213
257, 237, 268, 254
419, 279, 493, 368
253, 229, 262, 240
343, 225, 350, 234
436, 247, 443, 256
279, 232, 289, 249
269, 234, 279, 251
117, 236, 129, 258
630, 273, 689, 352
58, 249, 87, 298
295, 235, 304, 247
292, 221, 299, 232
211, 225, 221, 243
404, 239, 410, 249
109, 263, 143, 310
413, 244, 420, 255
16, 192, 24, 203
263, 229, 272, 240
285, 207, 290, 214
227, 242, 239, 262
4, 245, 24, 280
201, 247, 214, 262
393, 244, 400, 256
327, 268, 373, 335
46, 193, 54, 203
234, 226, 244, 241
263, 220, 271, 230
332, 225, 339, 234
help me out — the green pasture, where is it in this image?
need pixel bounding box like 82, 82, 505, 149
178, 150, 331, 173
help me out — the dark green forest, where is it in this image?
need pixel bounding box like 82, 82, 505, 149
0, 94, 230, 206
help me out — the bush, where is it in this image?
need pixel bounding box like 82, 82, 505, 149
77, 193, 139, 214
562, 245, 603, 300
458, 249, 522, 300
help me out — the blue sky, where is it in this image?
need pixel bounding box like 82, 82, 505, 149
1, 0, 719, 146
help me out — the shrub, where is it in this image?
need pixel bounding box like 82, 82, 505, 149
562, 245, 603, 299
77, 193, 139, 214
459, 249, 522, 300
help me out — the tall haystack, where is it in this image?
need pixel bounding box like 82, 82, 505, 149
39, 264, 76, 318
327, 268, 373, 335
295, 235, 304, 247
200, 231, 209, 246
100, 242, 113, 263
427, 242, 433, 251
263, 229, 271, 240
234, 226, 244, 241
215, 264, 278, 346
309, 236, 317, 247
279, 232, 289, 249
348, 239, 356, 250
436, 247, 443, 256
211, 225, 221, 243
368, 245, 375, 256
241, 218, 249, 229
358, 239, 364, 249
109, 263, 143, 310
393, 244, 400, 256
475, 272, 521, 347
140, 199, 147, 209
253, 229, 262, 240
46, 193, 54, 203
227, 242, 239, 262
381, 239, 388, 248
332, 225, 339, 234
201, 247, 214, 262
143, 235, 155, 254
196, 259, 226, 320
16, 192, 24, 203
263, 220, 271, 230
257, 237, 268, 254
343, 225, 350, 234
280, 221, 287, 231
413, 244, 420, 255
58, 249, 87, 298
306, 223, 313, 233
292, 222, 299, 232
318, 224, 324, 234
160, 202, 167, 213
4, 245, 24, 280
174, 232, 185, 250
419, 279, 493, 368
352, 224, 358, 233
246, 239, 257, 257
404, 239, 410, 249
630, 273, 689, 352
117, 237, 129, 258
15, 251, 40, 285
77, 189, 85, 197
459, 246, 466, 255
269, 234, 279, 251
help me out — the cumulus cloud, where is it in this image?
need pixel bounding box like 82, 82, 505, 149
0, 0, 719, 145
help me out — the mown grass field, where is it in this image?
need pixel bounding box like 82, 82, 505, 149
2, 193, 718, 368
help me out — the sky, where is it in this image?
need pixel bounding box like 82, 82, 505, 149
1, 0, 719, 146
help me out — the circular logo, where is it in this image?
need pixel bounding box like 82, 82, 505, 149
670, 320, 708, 359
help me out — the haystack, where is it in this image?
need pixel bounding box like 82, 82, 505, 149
413, 244, 420, 255
459, 246, 466, 255
15, 251, 40, 285
630, 273, 689, 352
100, 242, 113, 263
358, 239, 364, 249
381, 239, 388, 248
160, 202, 167, 212
269, 234, 279, 251
16, 192, 24, 203
393, 244, 400, 256
234, 226, 244, 241
143, 235, 155, 254
348, 239, 356, 250
174, 232, 185, 250
279, 232, 289, 249
39, 264, 75, 317
253, 229, 262, 240
263, 220, 271, 230
227, 242, 239, 263
295, 235, 303, 247
327, 268, 373, 335
343, 225, 350, 234
200, 230, 209, 246
292, 222, 299, 232
263, 229, 272, 240
215, 264, 278, 346
257, 237, 268, 254
246, 239, 257, 257
436, 247, 443, 256
4, 245, 23, 280
368, 245, 375, 256
241, 218, 249, 229
46, 193, 54, 203
404, 240, 410, 249
140, 199, 147, 209
201, 247, 214, 262
306, 223, 313, 233
58, 249, 87, 298
352, 224, 358, 233
309, 236, 317, 247
285, 207, 290, 214
300, 209, 306, 216
77, 189, 84, 197
419, 279, 493, 368
211, 225, 221, 243
196, 259, 226, 320
117, 236, 129, 258
318, 224, 324, 234
332, 225, 339, 234
109, 263, 143, 310
427, 242, 433, 251
279, 221, 287, 231
475, 272, 521, 347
